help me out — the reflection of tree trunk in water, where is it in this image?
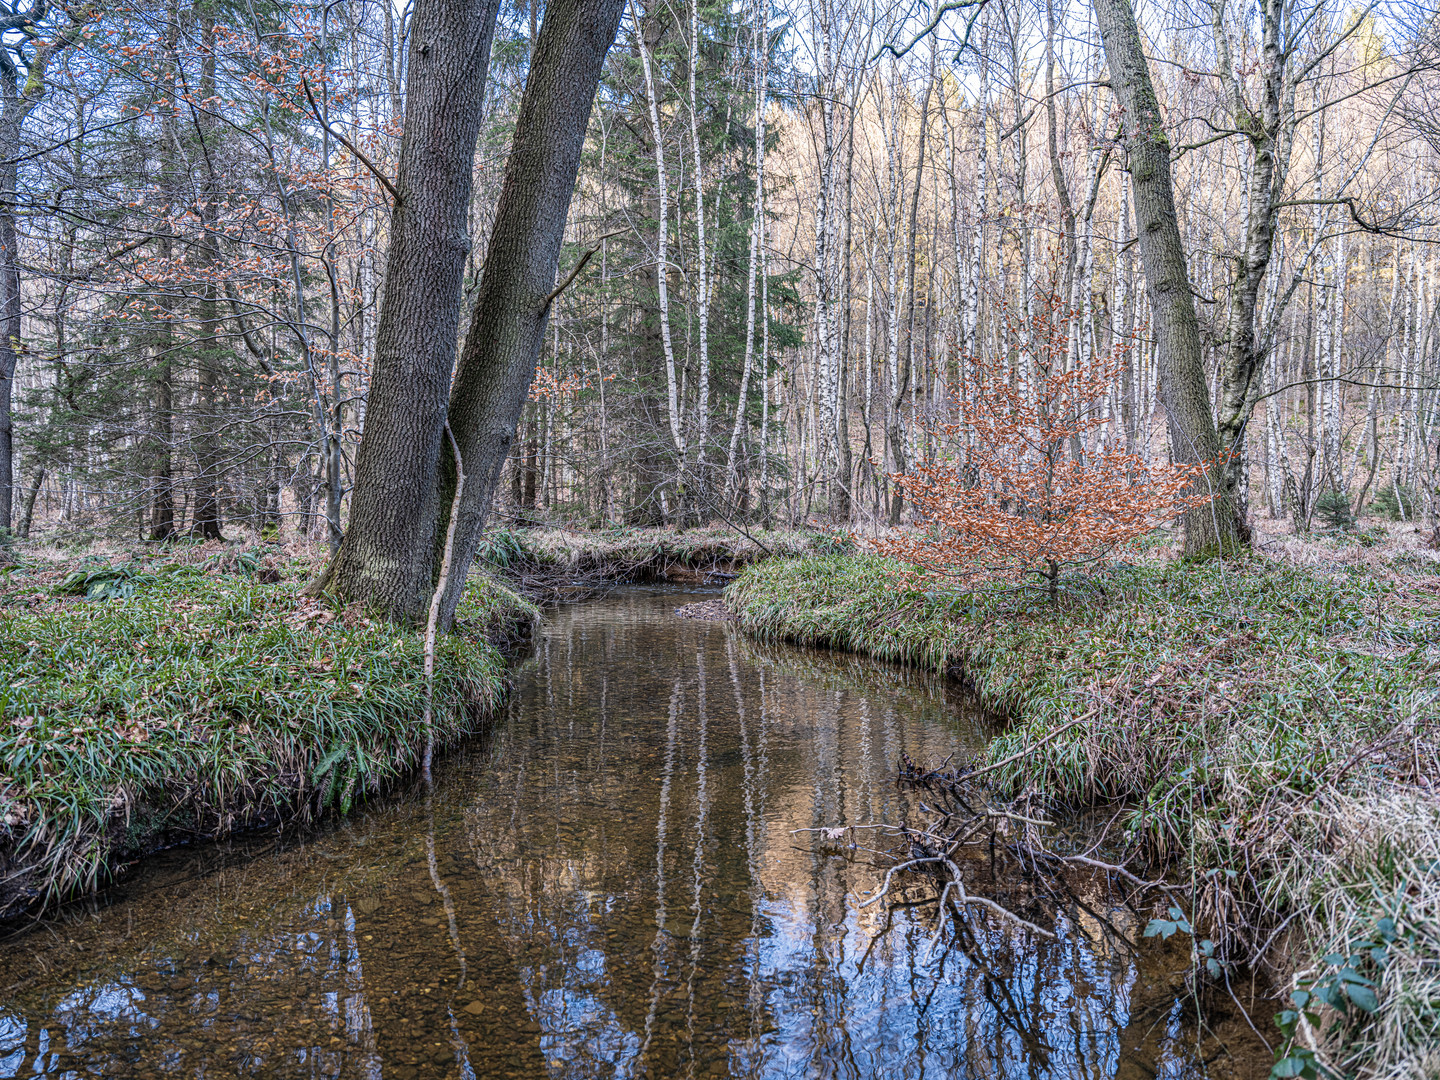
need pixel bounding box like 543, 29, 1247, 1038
728, 634, 770, 1032
425, 788, 474, 1072
685, 650, 710, 1058
346, 822, 549, 1075
638, 681, 682, 1066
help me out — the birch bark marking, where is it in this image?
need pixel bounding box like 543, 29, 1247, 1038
634, 0, 684, 457
1322, 223, 1347, 494
686, 0, 711, 472
807, 0, 841, 513
966, 42, 989, 360
882, 74, 901, 516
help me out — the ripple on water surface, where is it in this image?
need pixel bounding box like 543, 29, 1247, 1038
0, 587, 1267, 1079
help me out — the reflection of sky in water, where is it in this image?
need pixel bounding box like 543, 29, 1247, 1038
0, 1013, 27, 1077
0, 590, 1260, 1080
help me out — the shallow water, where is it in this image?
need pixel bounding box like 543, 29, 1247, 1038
0, 587, 1266, 1079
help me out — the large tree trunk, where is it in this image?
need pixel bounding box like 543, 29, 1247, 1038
318, 0, 503, 617
1093, 0, 1246, 554
431, 0, 628, 626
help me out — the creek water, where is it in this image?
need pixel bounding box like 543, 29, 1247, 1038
0, 587, 1267, 1079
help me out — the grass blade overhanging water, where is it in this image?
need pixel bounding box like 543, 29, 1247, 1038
0, 552, 538, 920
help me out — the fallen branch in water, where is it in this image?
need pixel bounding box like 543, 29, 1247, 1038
832, 748, 1178, 953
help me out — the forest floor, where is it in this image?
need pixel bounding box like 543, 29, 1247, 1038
725, 525, 1440, 1078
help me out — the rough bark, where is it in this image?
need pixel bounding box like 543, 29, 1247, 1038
432, 0, 628, 626
318, 0, 502, 616
1209, 0, 1299, 525
1093, 0, 1246, 554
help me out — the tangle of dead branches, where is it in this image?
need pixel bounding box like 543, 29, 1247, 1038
802, 750, 1184, 960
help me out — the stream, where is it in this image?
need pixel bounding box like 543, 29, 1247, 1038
0, 587, 1267, 1079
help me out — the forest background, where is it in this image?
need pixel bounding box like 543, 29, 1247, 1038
2, 0, 1439, 555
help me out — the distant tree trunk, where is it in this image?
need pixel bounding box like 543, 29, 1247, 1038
431, 0, 629, 626
685, 0, 711, 487
17, 467, 42, 539
964, 62, 988, 359
724, 113, 762, 504
1093, 0, 1246, 555
832, 87, 856, 524
317, 0, 504, 616
190, 4, 225, 542
149, 0, 181, 542
889, 76, 933, 525
634, 4, 684, 464
0, 8, 88, 531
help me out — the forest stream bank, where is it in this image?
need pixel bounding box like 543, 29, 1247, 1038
0, 548, 539, 923
0, 584, 1271, 1079
725, 551, 1440, 1077
0, 528, 831, 923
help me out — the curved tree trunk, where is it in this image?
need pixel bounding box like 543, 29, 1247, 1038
431, 0, 629, 628
318, 0, 503, 618
1093, 0, 1246, 555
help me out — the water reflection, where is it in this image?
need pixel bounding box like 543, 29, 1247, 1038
0, 587, 1264, 1078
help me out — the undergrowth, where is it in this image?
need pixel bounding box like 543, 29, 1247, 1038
0, 552, 538, 918
476, 524, 844, 596
727, 553, 1440, 1079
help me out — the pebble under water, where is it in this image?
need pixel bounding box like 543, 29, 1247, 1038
0, 587, 1268, 1079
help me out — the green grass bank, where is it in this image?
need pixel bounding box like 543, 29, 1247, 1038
727, 551, 1440, 1078
0, 551, 538, 921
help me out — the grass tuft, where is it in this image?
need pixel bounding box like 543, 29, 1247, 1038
0, 554, 537, 918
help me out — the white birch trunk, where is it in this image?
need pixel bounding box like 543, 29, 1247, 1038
632, 3, 684, 457
687, 0, 711, 467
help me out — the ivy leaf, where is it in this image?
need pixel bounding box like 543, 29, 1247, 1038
1343, 983, 1379, 1013
1270, 1055, 1316, 1080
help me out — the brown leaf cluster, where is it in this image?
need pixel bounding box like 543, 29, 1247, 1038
874, 288, 1217, 591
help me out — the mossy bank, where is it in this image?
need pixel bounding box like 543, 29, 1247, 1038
0, 551, 538, 921
726, 552, 1440, 1078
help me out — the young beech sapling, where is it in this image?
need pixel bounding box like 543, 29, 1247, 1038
873, 287, 1217, 599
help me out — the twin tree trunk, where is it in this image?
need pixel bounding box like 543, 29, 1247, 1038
1093, 0, 1248, 555
318, 0, 627, 624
